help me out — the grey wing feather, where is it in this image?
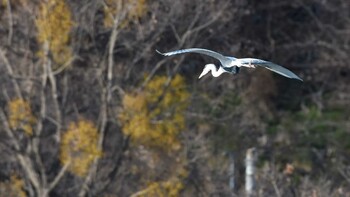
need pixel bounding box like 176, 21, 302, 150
241, 58, 303, 81
156, 48, 234, 67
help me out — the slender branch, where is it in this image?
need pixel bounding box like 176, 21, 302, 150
53, 55, 78, 75
47, 65, 62, 140
44, 42, 62, 142
16, 154, 42, 195
0, 108, 20, 151
337, 167, 350, 185
271, 179, 281, 197
107, 20, 120, 103
130, 185, 158, 197
140, 58, 168, 89
0, 48, 23, 99
177, 4, 224, 47
94, 136, 130, 195
5, 0, 13, 44
48, 161, 70, 192
30, 42, 49, 191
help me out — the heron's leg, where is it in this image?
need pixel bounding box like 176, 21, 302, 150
249, 61, 256, 68
248, 61, 256, 68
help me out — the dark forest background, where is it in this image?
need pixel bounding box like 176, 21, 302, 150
0, 0, 349, 196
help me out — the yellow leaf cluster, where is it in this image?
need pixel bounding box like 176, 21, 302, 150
133, 166, 188, 197
104, 0, 147, 28
0, 175, 26, 197
119, 74, 189, 151
35, 0, 73, 65
8, 98, 36, 136
2, 0, 26, 7
139, 180, 183, 197
60, 119, 102, 177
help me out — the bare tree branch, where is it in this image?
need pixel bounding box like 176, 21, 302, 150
5, 0, 13, 44
48, 161, 70, 192
0, 48, 23, 99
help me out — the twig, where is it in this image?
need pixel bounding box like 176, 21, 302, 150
0, 48, 23, 99
271, 179, 281, 197
44, 41, 62, 142
337, 167, 350, 185
52, 55, 78, 75
48, 161, 70, 191
5, 0, 13, 44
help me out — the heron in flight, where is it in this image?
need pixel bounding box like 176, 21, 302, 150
156, 48, 302, 81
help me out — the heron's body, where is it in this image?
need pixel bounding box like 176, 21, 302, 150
156, 48, 302, 81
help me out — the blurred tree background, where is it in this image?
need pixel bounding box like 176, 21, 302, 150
0, 0, 349, 196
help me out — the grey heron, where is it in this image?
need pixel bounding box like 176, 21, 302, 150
156, 48, 302, 81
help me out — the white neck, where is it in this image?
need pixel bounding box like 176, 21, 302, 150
211, 66, 226, 77
199, 64, 226, 78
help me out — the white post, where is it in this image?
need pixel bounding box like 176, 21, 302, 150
245, 147, 256, 197
228, 152, 235, 194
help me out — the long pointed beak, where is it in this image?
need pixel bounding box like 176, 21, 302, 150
198, 72, 206, 79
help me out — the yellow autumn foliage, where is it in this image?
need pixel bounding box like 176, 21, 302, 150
0, 175, 26, 197
119, 74, 189, 151
132, 165, 188, 197
138, 180, 183, 197
104, 0, 147, 28
36, 0, 73, 65
60, 119, 102, 177
2, 0, 26, 7
8, 98, 36, 136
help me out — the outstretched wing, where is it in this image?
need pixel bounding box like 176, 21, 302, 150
240, 58, 303, 81
156, 48, 234, 67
